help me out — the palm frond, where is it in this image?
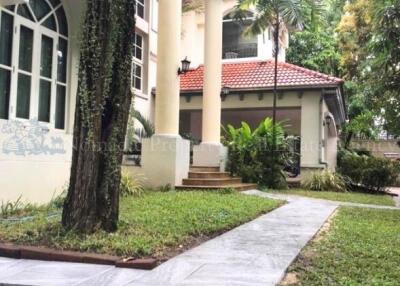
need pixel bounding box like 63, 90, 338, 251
131, 110, 155, 137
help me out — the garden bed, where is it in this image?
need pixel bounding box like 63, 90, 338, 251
0, 190, 282, 267
281, 207, 400, 285
267, 189, 396, 206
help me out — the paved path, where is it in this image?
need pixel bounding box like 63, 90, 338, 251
0, 190, 337, 286
388, 187, 400, 208
253, 190, 400, 210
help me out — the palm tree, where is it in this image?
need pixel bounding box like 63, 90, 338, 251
235, 0, 320, 186
236, 0, 312, 127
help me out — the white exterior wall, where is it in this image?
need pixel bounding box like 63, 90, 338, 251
180, 90, 336, 172
134, 0, 158, 123
181, 0, 286, 68
0, 0, 84, 203
0, 0, 157, 203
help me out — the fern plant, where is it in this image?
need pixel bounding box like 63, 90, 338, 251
120, 171, 145, 197
303, 170, 347, 192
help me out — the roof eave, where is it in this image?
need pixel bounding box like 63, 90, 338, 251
180, 83, 343, 95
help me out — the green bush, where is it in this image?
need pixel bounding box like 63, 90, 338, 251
223, 118, 293, 189
337, 149, 400, 192
302, 169, 347, 192
120, 171, 145, 197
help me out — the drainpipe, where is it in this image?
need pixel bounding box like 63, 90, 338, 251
319, 92, 328, 168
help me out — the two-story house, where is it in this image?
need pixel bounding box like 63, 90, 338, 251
0, 0, 345, 203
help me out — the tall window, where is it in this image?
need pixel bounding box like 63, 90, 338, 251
132, 33, 143, 92
135, 0, 145, 19
0, 0, 68, 130
222, 11, 258, 59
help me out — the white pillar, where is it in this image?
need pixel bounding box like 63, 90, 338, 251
154, 0, 181, 135
141, 0, 190, 188
193, 0, 228, 169
202, 0, 223, 143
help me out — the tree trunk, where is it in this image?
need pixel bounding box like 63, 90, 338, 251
273, 19, 280, 128
272, 18, 280, 155
62, 0, 136, 233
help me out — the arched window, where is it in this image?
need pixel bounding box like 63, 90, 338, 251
223, 11, 258, 59
0, 0, 69, 130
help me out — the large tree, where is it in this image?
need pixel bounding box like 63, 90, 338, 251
336, 0, 400, 137
287, 30, 341, 76
365, 0, 400, 136
62, 0, 136, 233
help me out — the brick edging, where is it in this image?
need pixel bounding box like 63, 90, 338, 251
0, 243, 157, 270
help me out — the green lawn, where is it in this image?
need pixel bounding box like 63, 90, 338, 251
0, 191, 281, 259
266, 189, 395, 206
284, 207, 400, 285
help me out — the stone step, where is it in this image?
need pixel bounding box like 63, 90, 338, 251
188, 171, 231, 179
182, 178, 242, 186
190, 166, 220, 172
176, 183, 258, 192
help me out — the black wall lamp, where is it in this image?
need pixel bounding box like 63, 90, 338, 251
221, 86, 231, 101
178, 57, 191, 75
325, 115, 333, 127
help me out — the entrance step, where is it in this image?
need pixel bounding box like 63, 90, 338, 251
178, 166, 256, 191
189, 171, 229, 179
189, 171, 230, 179
183, 177, 242, 186
190, 166, 220, 172
176, 183, 257, 192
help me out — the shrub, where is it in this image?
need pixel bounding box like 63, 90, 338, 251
120, 171, 145, 197
337, 149, 400, 192
302, 170, 347, 192
223, 118, 294, 189
352, 148, 372, 157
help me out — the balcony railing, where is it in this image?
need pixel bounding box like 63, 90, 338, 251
223, 43, 258, 59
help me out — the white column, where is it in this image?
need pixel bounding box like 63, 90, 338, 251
202, 0, 223, 143
193, 0, 228, 169
141, 0, 190, 188
154, 0, 181, 135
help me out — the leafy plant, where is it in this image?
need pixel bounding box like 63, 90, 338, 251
120, 171, 145, 197
223, 118, 293, 189
131, 110, 155, 139
302, 169, 347, 192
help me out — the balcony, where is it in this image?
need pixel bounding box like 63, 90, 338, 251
222, 43, 258, 59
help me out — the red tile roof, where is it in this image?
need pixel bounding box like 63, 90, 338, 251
180, 60, 343, 92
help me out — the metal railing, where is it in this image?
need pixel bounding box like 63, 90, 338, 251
223, 43, 258, 59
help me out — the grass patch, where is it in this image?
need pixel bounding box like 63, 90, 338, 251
285, 207, 400, 285
0, 191, 281, 259
267, 189, 395, 206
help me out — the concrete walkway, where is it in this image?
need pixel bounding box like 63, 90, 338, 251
254, 190, 400, 210
0, 190, 338, 286
388, 187, 400, 208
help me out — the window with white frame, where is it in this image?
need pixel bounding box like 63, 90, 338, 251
132, 33, 143, 92
0, 0, 68, 130
135, 0, 145, 19
222, 11, 258, 59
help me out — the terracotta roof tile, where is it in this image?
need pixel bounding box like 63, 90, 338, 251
180, 60, 343, 92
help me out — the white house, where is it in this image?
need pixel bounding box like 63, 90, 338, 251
0, 0, 346, 203
0, 0, 158, 203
